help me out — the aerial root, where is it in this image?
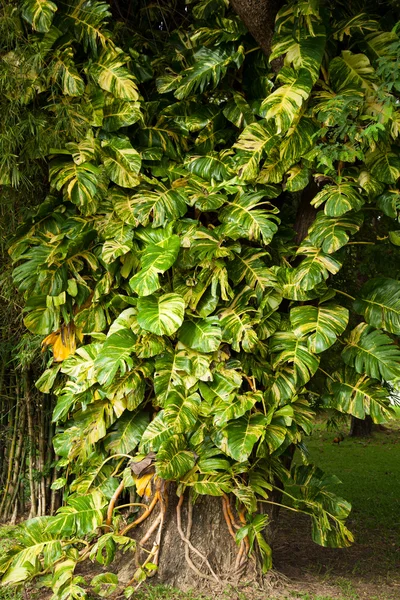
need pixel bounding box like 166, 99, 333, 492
176, 493, 221, 583
120, 491, 160, 536
150, 487, 168, 570
221, 495, 237, 541
222, 495, 251, 572
106, 479, 125, 529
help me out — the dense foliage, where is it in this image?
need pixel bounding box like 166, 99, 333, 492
2, 0, 400, 596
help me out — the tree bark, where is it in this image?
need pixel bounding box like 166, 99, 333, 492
230, 0, 283, 57
350, 415, 373, 437
117, 488, 259, 592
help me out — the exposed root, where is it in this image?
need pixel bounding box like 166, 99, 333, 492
223, 493, 240, 529
234, 541, 245, 571
120, 491, 159, 536
139, 513, 162, 547
176, 493, 220, 583
151, 487, 168, 569
238, 507, 251, 563
221, 495, 237, 541
106, 479, 125, 528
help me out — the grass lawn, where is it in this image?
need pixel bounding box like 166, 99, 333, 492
1, 414, 399, 600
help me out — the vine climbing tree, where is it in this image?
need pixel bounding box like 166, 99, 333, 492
1, 0, 400, 596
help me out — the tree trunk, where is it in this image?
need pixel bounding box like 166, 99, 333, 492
117, 488, 261, 591
350, 416, 373, 437
230, 0, 283, 58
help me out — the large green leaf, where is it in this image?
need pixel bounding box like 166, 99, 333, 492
137, 293, 185, 336
324, 366, 394, 423
46, 492, 106, 537
257, 146, 289, 184
89, 48, 139, 100
290, 304, 349, 353
49, 159, 101, 215
21, 0, 57, 32
308, 211, 364, 254
311, 182, 364, 217
354, 277, 400, 335
178, 317, 222, 353
294, 242, 342, 291
228, 248, 277, 301
105, 368, 145, 411
163, 46, 244, 100
130, 234, 180, 296
154, 351, 187, 404
288, 465, 354, 548
270, 332, 320, 386
233, 120, 278, 180
219, 287, 259, 352
139, 411, 172, 452
213, 391, 261, 427
260, 67, 312, 133
329, 50, 376, 92
94, 329, 136, 386
342, 323, 400, 380
366, 148, 400, 184
116, 187, 188, 228
220, 190, 280, 245
64, 0, 111, 53
0, 517, 62, 584
278, 117, 317, 166
102, 98, 142, 132
104, 411, 149, 454
23, 296, 56, 335
270, 23, 326, 83
101, 136, 141, 188
212, 413, 268, 462
164, 388, 201, 433
156, 434, 196, 479
185, 152, 232, 182
276, 267, 329, 301
51, 48, 85, 96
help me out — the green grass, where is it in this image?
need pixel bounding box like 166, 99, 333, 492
303, 420, 400, 544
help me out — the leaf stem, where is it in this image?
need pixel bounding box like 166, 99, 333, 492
318, 367, 334, 381
333, 288, 356, 301
347, 241, 375, 245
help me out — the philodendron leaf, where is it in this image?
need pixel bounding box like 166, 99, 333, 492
46, 491, 106, 537
156, 434, 196, 479
260, 67, 312, 133
0, 517, 62, 584
178, 317, 222, 353
311, 182, 364, 217
49, 159, 101, 215
342, 323, 400, 380
294, 242, 342, 291
101, 136, 141, 188
308, 211, 364, 254
130, 234, 180, 296
290, 304, 349, 353
270, 332, 320, 386
21, 0, 57, 32
324, 366, 394, 423
164, 388, 201, 433
89, 48, 139, 100
213, 391, 262, 427
220, 190, 280, 245
104, 410, 149, 455
94, 329, 136, 386
354, 277, 400, 335
212, 412, 268, 462
137, 293, 185, 336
